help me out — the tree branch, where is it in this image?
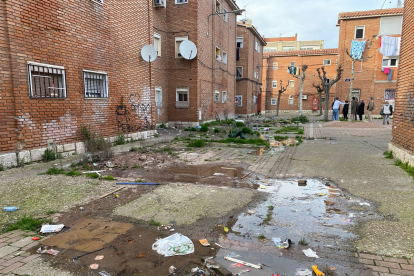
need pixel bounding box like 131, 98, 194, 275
330, 65, 343, 86
316, 68, 324, 83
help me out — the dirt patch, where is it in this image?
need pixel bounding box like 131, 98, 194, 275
113, 183, 258, 225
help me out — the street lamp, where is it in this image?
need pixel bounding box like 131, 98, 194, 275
207, 9, 245, 37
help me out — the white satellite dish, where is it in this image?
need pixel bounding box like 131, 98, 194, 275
179, 40, 198, 60
141, 45, 158, 63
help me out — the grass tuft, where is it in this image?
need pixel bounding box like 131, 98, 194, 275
6, 217, 52, 232
85, 172, 99, 179
102, 175, 115, 181
299, 237, 309, 246
149, 220, 161, 226
187, 139, 206, 148
383, 151, 394, 159
46, 167, 65, 175
66, 170, 81, 176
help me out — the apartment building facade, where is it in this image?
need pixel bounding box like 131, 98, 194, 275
263, 34, 324, 53
235, 21, 266, 116
389, 1, 414, 166
0, 0, 241, 166
262, 49, 339, 112
335, 8, 403, 113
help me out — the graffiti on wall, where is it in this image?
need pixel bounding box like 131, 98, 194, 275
116, 88, 153, 133
404, 92, 414, 124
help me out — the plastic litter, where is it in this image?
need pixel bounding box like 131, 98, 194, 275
359, 202, 370, 206
98, 271, 112, 276
37, 246, 59, 256
152, 233, 194, 257
32, 237, 40, 241
169, 266, 177, 274
95, 255, 104, 260
89, 264, 99, 269
3, 206, 19, 212
296, 269, 312, 276
218, 225, 229, 232
302, 248, 319, 258
40, 224, 64, 233
283, 239, 292, 248
224, 256, 262, 269
312, 265, 325, 276
227, 252, 241, 258
272, 237, 283, 248
199, 239, 210, 247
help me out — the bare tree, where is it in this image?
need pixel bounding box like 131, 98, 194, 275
317, 65, 343, 121
291, 65, 308, 117
345, 48, 372, 104
276, 80, 289, 117
312, 82, 324, 116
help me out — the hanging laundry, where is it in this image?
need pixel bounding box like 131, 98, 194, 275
296, 67, 300, 76
384, 67, 390, 74
387, 69, 393, 81
350, 40, 367, 59
380, 36, 399, 56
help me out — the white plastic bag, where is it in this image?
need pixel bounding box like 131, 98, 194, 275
152, 233, 194, 257
302, 248, 319, 258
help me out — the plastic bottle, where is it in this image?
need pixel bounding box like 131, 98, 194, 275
3, 206, 19, 212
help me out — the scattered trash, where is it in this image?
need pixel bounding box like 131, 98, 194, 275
32, 237, 40, 241
89, 264, 99, 270
137, 253, 146, 258
199, 239, 210, 247
206, 264, 220, 269
283, 239, 292, 248
40, 224, 65, 234
106, 161, 115, 168
213, 173, 225, 176
247, 210, 256, 215
191, 267, 200, 273
295, 269, 312, 275
98, 271, 112, 276
302, 248, 319, 258
3, 206, 19, 212
298, 179, 307, 186
329, 266, 337, 271
227, 252, 242, 258
312, 265, 325, 276
95, 255, 104, 260
169, 266, 177, 274
224, 256, 262, 269
218, 225, 229, 232
152, 233, 194, 257
359, 202, 370, 206
232, 262, 251, 275
37, 246, 59, 256
272, 237, 283, 248
79, 207, 85, 211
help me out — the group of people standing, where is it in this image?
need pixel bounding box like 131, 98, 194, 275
331, 97, 393, 124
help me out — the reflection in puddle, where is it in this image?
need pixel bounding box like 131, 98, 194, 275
215, 178, 357, 276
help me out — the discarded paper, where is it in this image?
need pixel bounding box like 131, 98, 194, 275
40, 224, 64, 233
302, 248, 319, 258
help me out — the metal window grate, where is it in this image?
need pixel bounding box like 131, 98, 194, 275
28, 64, 67, 98
385, 89, 396, 100
83, 71, 108, 98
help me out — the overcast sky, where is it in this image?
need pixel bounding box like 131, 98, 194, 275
235, 0, 403, 48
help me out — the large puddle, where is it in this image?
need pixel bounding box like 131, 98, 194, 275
214, 178, 360, 276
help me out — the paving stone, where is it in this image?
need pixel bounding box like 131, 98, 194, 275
0, 261, 24, 274
375, 261, 401, 269
389, 268, 414, 275
401, 264, 414, 271
9, 237, 34, 248
359, 258, 375, 265
20, 254, 39, 264
0, 256, 23, 267
360, 253, 384, 260
0, 247, 18, 259
20, 241, 39, 251
7, 231, 24, 239
383, 257, 409, 264
0, 233, 13, 239
366, 265, 390, 273
5, 237, 22, 244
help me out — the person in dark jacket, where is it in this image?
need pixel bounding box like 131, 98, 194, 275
357, 100, 365, 121
351, 97, 358, 120
342, 100, 349, 120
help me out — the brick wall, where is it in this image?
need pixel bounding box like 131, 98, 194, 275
235, 24, 264, 115
391, 0, 414, 156
263, 53, 339, 112
336, 16, 400, 114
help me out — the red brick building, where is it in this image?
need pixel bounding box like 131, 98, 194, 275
235, 20, 266, 116
335, 8, 403, 113
262, 49, 339, 113
389, 1, 414, 166
0, 0, 242, 167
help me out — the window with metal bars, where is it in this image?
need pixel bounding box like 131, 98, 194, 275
28, 63, 67, 98
83, 70, 108, 98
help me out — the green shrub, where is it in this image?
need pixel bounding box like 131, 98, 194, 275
214, 128, 220, 133
46, 167, 65, 175
291, 115, 309, 123
274, 135, 288, 141
42, 148, 56, 162
187, 139, 206, 147
202, 123, 211, 127
115, 134, 126, 145
241, 127, 253, 134
210, 121, 221, 126
159, 123, 166, 129
200, 125, 209, 132
184, 127, 198, 131
81, 125, 93, 140
235, 122, 245, 127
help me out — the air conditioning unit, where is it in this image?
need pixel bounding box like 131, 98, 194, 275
302, 95, 308, 100
154, 0, 166, 8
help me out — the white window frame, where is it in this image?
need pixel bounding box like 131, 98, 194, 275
235, 95, 242, 107
175, 0, 188, 4
290, 61, 296, 67
253, 96, 258, 104
355, 26, 365, 39
288, 96, 294, 105
236, 36, 244, 48
176, 88, 189, 108
272, 81, 278, 88
28, 61, 67, 98
214, 90, 220, 103
154, 33, 161, 57
323, 59, 331, 66
236, 66, 243, 78
255, 41, 258, 52
83, 69, 109, 98
155, 87, 162, 107
222, 51, 227, 64
271, 98, 277, 106
223, 8, 228, 22
382, 57, 399, 67
289, 80, 295, 88
222, 91, 227, 103
175, 36, 188, 58
283, 46, 295, 51
273, 62, 278, 70
258, 44, 261, 53
215, 0, 221, 14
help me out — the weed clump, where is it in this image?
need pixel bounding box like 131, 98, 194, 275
149, 220, 161, 226
85, 172, 99, 179
46, 167, 65, 175
81, 125, 113, 163
299, 237, 309, 246
102, 175, 115, 180
187, 139, 206, 147
241, 127, 253, 134
115, 134, 126, 145
235, 122, 245, 127
6, 217, 52, 232
291, 115, 309, 123
66, 170, 81, 176
42, 148, 56, 162
383, 151, 393, 159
